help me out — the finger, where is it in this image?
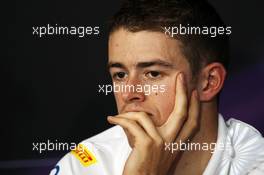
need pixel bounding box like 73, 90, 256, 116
116, 112, 162, 142
159, 73, 188, 139
170, 72, 188, 120
175, 90, 200, 143
107, 116, 149, 141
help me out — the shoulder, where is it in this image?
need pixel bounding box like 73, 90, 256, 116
50, 126, 130, 175
225, 117, 264, 155
220, 117, 264, 174
205, 115, 264, 175
227, 118, 264, 174
226, 118, 263, 137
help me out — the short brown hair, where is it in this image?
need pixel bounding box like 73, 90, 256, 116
109, 0, 230, 76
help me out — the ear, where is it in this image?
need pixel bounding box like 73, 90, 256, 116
197, 63, 227, 102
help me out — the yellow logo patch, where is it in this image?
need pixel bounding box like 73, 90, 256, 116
71, 144, 97, 167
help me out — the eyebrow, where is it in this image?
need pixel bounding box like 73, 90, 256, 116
107, 59, 174, 70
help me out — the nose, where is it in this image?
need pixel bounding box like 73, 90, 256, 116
121, 77, 145, 103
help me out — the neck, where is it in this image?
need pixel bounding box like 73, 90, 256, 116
192, 100, 218, 146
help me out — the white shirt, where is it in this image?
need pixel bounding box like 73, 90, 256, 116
50, 114, 264, 175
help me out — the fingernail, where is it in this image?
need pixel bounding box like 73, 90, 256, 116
107, 116, 114, 124
179, 73, 184, 83
194, 90, 198, 98
107, 116, 113, 121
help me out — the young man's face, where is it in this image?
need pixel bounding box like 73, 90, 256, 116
108, 28, 193, 126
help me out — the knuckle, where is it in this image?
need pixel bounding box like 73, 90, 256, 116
155, 138, 164, 147
139, 112, 148, 118
189, 120, 198, 130
177, 113, 187, 122
143, 137, 153, 147
127, 120, 136, 127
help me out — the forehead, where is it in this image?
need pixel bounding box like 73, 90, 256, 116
108, 28, 186, 66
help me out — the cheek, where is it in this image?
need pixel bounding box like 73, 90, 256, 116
151, 82, 175, 126
114, 92, 123, 113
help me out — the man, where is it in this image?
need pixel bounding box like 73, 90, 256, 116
50, 0, 264, 174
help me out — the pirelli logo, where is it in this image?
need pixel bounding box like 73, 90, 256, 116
71, 144, 97, 167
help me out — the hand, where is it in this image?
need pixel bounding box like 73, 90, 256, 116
107, 73, 200, 175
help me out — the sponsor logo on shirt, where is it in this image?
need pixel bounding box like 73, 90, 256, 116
71, 144, 97, 167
